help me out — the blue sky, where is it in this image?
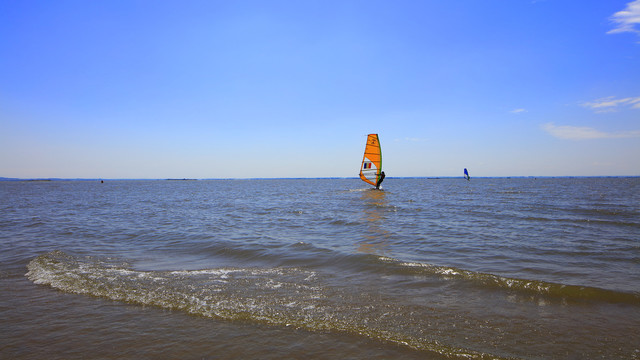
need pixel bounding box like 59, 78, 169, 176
1, 0, 639, 179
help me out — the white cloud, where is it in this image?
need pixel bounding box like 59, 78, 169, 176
581, 96, 640, 112
542, 123, 640, 140
608, 0, 640, 36
510, 108, 527, 114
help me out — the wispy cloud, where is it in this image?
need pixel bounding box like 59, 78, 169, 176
542, 123, 640, 140
510, 108, 527, 114
581, 96, 640, 112
607, 0, 640, 37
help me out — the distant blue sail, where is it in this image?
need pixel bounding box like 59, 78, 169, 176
464, 168, 470, 181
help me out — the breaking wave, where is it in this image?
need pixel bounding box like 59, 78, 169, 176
379, 257, 640, 305
27, 251, 508, 360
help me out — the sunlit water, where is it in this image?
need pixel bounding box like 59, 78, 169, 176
1, 178, 639, 359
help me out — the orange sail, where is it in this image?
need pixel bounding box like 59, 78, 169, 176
359, 134, 382, 186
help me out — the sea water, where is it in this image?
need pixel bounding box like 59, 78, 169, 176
1, 178, 638, 359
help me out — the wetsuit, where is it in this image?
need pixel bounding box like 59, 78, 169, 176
375, 171, 386, 189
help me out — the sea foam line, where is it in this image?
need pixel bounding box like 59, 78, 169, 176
379, 256, 640, 305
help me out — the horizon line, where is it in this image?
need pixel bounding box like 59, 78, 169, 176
1, 175, 638, 182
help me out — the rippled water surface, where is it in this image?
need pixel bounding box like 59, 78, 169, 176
1, 178, 639, 359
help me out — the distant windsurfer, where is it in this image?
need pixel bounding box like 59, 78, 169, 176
375, 171, 385, 189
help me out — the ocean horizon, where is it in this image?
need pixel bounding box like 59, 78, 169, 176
2, 175, 638, 182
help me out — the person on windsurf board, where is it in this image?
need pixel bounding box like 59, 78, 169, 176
376, 171, 386, 189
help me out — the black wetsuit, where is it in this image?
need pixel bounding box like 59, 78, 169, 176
375, 171, 386, 189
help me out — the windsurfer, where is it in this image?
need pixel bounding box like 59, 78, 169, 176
376, 171, 386, 189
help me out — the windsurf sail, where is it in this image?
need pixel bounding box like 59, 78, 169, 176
464, 168, 470, 181
360, 134, 382, 186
